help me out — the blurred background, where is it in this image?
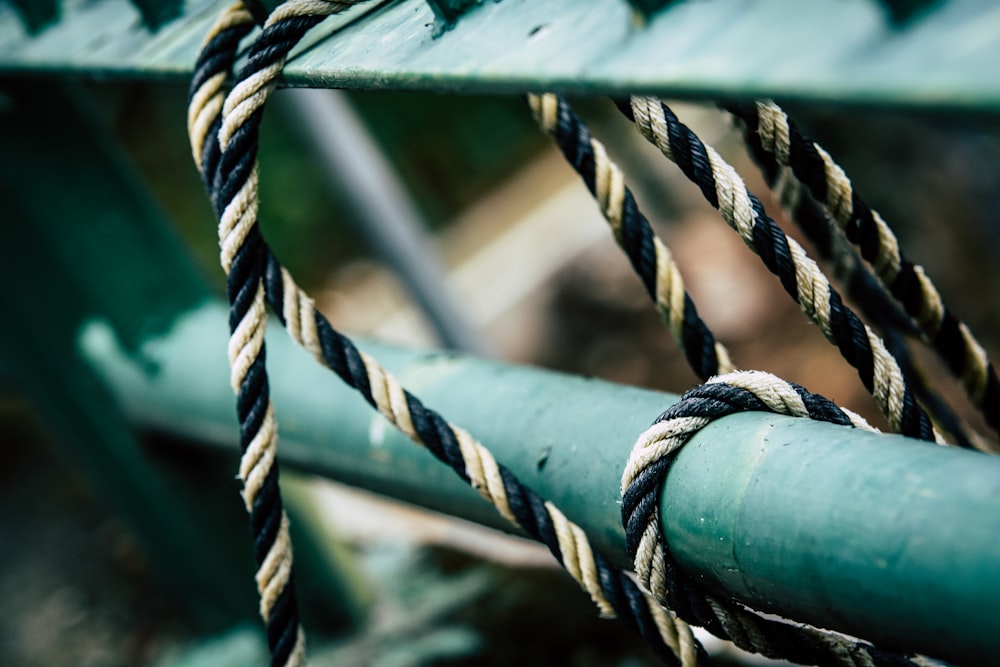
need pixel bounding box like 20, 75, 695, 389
3, 68, 1000, 665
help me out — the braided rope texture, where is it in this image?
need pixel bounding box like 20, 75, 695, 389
528, 94, 936, 665
189, 3, 706, 665
622, 371, 921, 667
599, 94, 940, 442
723, 112, 977, 450
526, 94, 734, 384
726, 100, 1000, 435
189, 5, 307, 667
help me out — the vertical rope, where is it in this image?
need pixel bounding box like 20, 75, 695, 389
189, 5, 306, 667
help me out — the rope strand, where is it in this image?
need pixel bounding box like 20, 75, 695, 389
727, 100, 999, 438
602, 94, 941, 442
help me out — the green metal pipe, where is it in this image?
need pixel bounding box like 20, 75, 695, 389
664, 414, 1000, 665
80, 301, 1000, 665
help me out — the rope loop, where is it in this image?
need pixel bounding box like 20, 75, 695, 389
618, 371, 927, 667
622, 371, 872, 596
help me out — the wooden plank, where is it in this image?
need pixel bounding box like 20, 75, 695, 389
1, 0, 999, 111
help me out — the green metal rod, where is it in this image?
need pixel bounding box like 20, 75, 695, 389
80, 301, 1000, 665
665, 414, 1000, 665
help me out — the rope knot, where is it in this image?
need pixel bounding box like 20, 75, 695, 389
621, 371, 872, 603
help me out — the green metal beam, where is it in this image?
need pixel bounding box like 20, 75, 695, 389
81, 301, 1000, 666
2, 0, 1000, 111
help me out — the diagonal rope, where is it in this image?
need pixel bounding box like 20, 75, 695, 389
524, 94, 735, 382
729, 119, 978, 449
592, 94, 942, 443
726, 99, 999, 440
190, 3, 704, 665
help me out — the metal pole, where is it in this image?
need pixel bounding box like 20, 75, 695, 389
664, 415, 1000, 666
81, 301, 1000, 666
277, 88, 489, 356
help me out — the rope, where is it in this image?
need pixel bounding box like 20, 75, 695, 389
525, 94, 735, 382
185, 8, 958, 667
532, 93, 934, 665
189, 5, 304, 667
622, 371, 921, 667
738, 126, 978, 449
189, 3, 706, 665
726, 100, 1000, 439
596, 94, 942, 443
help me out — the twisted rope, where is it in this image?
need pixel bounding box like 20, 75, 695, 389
733, 122, 978, 449
622, 371, 921, 667
532, 93, 934, 665
190, 3, 705, 665
525, 94, 735, 383
190, 6, 308, 667
726, 100, 1000, 437
599, 94, 941, 443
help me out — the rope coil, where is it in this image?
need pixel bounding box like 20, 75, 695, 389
620, 371, 927, 667
191, 3, 706, 665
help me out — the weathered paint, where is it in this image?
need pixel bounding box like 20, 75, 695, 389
2, 0, 1000, 111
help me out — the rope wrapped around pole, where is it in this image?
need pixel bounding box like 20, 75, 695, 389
620, 372, 923, 667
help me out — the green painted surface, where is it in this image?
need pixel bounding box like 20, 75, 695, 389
1, 0, 999, 111
0, 80, 249, 625
83, 301, 1000, 663
663, 412, 1000, 665
80, 301, 677, 562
